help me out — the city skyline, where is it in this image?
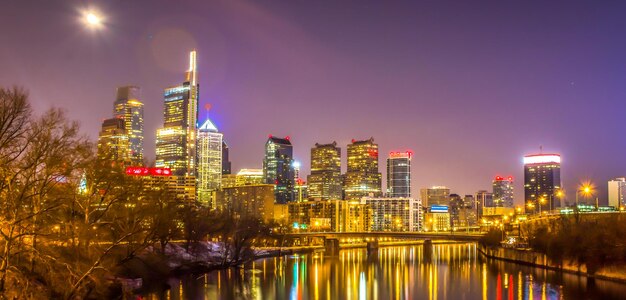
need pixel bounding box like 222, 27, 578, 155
3, 1, 626, 203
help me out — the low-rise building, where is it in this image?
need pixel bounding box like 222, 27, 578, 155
360, 197, 422, 232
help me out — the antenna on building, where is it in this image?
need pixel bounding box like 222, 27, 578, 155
539, 145, 543, 154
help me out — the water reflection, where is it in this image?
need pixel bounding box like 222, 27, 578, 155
145, 243, 625, 299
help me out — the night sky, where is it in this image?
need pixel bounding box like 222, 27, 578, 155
2, 0, 626, 205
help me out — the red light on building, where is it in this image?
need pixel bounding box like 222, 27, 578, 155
285, 136, 290, 140
494, 175, 513, 182
351, 139, 356, 143
268, 134, 273, 138
125, 167, 172, 177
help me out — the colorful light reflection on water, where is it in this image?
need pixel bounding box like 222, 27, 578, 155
145, 243, 626, 299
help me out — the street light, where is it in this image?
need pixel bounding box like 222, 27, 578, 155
575, 183, 593, 208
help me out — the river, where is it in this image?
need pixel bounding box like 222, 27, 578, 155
144, 243, 626, 299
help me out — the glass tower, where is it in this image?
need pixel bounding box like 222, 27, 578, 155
344, 138, 382, 200
492, 176, 514, 207
113, 86, 144, 164
523, 153, 561, 214
97, 117, 129, 164
386, 151, 412, 198
197, 117, 223, 207
263, 136, 295, 204
156, 50, 199, 177
307, 142, 342, 200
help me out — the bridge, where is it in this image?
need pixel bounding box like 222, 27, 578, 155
286, 231, 485, 242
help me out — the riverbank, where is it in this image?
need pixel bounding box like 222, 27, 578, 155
478, 245, 626, 284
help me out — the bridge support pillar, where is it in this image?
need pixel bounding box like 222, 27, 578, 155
424, 239, 432, 261
366, 241, 379, 255
324, 238, 340, 256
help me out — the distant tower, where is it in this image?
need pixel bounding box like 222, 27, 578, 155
420, 186, 450, 207
263, 136, 295, 204
523, 153, 561, 214
156, 50, 199, 177
197, 114, 223, 207
344, 138, 382, 200
386, 151, 412, 198
608, 178, 626, 209
492, 176, 514, 207
475, 190, 493, 219
307, 142, 342, 200
113, 86, 144, 164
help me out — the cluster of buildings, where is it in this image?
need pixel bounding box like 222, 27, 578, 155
97, 50, 626, 234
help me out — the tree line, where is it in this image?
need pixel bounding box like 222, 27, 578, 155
0, 87, 278, 299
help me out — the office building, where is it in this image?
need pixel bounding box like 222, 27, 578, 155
608, 178, 626, 209
97, 118, 129, 164
475, 190, 493, 219
420, 186, 450, 207
386, 151, 412, 197
263, 136, 295, 204
361, 197, 422, 232
222, 140, 231, 175
523, 153, 561, 214
344, 138, 382, 200
424, 205, 451, 232
215, 184, 275, 222
156, 50, 199, 177
288, 200, 370, 232
307, 142, 342, 200
196, 117, 223, 207
493, 176, 514, 207
113, 86, 144, 164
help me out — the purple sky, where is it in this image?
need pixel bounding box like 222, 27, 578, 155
2, 0, 626, 205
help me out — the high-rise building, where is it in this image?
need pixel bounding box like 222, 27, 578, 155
608, 178, 626, 209
215, 184, 275, 222
361, 197, 422, 232
493, 176, 514, 207
156, 50, 199, 177
420, 186, 450, 207
287, 200, 370, 232
113, 86, 144, 164
386, 151, 412, 197
475, 190, 493, 219
523, 153, 561, 214
196, 117, 223, 207
222, 140, 231, 175
307, 142, 342, 200
97, 118, 129, 164
344, 138, 382, 200
263, 136, 295, 204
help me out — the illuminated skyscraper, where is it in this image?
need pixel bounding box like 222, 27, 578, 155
97, 117, 129, 164
492, 176, 514, 207
475, 190, 493, 219
608, 178, 626, 209
196, 117, 223, 207
263, 136, 295, 204
420, 186, 450, 207
344, 138, 382, 200
523, 153, 561, 214
386, 151, 412, 197
156, 50, 199, 177
307, 142, 342, 200
113, 86, 144, 164
236, 169, 264, 186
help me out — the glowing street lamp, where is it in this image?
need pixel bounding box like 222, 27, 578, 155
82, 9, 104, 29
575, 183, 594, 207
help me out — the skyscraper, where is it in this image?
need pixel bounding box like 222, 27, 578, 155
420, 186, 450, 207
386, 151, 412, 197
113, 86, 144, 164
608, 178, 626, 209
97, 117, 129, 164
156, 50, 199, 177
523, 153, 561, 214
263, 136, 295, 204
475, 190, 493, 219
307, 142, 342, 200
344, 138, 382, 200
196, 116, 223, 207
492, 176, 514, 207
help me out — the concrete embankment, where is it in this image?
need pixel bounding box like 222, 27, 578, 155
478, 245, 626, 283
